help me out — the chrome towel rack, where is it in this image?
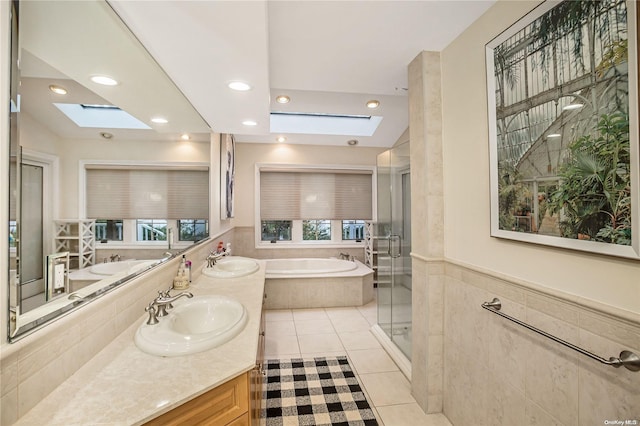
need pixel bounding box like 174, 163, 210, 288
481, 298, 640, 372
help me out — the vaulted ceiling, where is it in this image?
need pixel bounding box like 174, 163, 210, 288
109, 1, 496, 148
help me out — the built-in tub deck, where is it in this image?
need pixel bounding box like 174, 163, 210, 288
264, 258, 374, 309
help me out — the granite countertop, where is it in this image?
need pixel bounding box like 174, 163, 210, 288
15, 262, 266, 426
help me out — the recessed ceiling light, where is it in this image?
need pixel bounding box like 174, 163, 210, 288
181, 134, 190, 141
90, 75, 118, 86
100, 132, 113, 139
151, 117, 168, 124
242, 120, 257, 126
49, 85, 67, 95
562, 103, 584, 111
347, 139, 358, 146
276, 95, 290, 104
228, 81, 252, 91
366, 100, 380, 109
276, 136, 286, 143
547, 133, 561, 138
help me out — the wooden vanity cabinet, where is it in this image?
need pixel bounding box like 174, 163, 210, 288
144, 372, 249, 426
145, 294, 266, 426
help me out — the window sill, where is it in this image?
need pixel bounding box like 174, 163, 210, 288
95, 242, 193, 250
255, 241, 364, 250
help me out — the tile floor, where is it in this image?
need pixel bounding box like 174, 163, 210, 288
264, 297, 452, 426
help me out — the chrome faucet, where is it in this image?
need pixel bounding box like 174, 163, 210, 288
155, 291, 193, 309
338, 252, 354, 261
145, 291, 193, 325
207, 250, 229, 267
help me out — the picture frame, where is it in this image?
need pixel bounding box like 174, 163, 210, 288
486, 0, 640, 259
221, 133, 235, 219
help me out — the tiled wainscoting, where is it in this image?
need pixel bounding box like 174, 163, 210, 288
443, 262, 640, 426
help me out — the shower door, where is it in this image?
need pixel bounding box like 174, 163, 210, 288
376, 141, 412, 359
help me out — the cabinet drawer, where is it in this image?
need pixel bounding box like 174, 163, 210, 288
145, 372, 249, 426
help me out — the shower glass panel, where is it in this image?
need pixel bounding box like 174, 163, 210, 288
376, 141, 412, 360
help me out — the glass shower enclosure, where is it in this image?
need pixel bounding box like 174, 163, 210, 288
376, 141, 412, 360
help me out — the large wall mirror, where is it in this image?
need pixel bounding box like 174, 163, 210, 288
8, 0, 212, 340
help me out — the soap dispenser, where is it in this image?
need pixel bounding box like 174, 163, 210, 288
173, 269, 186, 290
173, 260, 189, 290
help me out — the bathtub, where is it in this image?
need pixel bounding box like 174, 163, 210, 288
266, 258, 358, 276
264, 258, 374, 309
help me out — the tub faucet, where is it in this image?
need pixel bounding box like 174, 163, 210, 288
110, 254, 121, 262
338, 252, 354, 261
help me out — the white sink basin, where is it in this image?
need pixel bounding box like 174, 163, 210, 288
134, 295, 247, 357
202, 256, 259, 278
90, 260, 156, 276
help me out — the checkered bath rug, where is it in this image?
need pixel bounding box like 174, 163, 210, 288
262, 356, 379, 426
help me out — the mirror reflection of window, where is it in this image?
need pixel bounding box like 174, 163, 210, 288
136, 219, 168, 241
95, 220, 123, 242
178, 219, 209, 242
9, 221, 17, 248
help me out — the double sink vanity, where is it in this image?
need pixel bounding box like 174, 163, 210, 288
14, 256, 267, 425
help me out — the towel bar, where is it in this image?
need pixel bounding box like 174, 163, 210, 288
481, 298, 640, 372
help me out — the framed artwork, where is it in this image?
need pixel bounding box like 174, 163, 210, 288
486, 0, 640, 259
221, 133, 235, 219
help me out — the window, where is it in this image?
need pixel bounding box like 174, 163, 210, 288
303, 220, 331, 240
342, 220, 365, 240
178, 219, 209, 241
136, 220, 167, 241
95, 219, 123, 242
93, 219, 208, 246
257, 165, 373, 246
261, 220, 292, 242
9, 221, 17, 248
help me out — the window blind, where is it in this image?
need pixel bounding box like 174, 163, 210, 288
260, 169, 372, 220
86, 167, 209, 220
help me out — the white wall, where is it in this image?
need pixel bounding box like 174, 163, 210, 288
441, 0, 640, 313
233, 142, 385, 227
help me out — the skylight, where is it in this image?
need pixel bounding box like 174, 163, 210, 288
54, 103, 151, 129
270, 112, 383, 136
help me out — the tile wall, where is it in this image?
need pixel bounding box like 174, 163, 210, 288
265, 274, 374, 309
443, 261, 640, 425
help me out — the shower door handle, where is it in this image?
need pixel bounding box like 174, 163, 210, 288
389, 234, 401, 258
